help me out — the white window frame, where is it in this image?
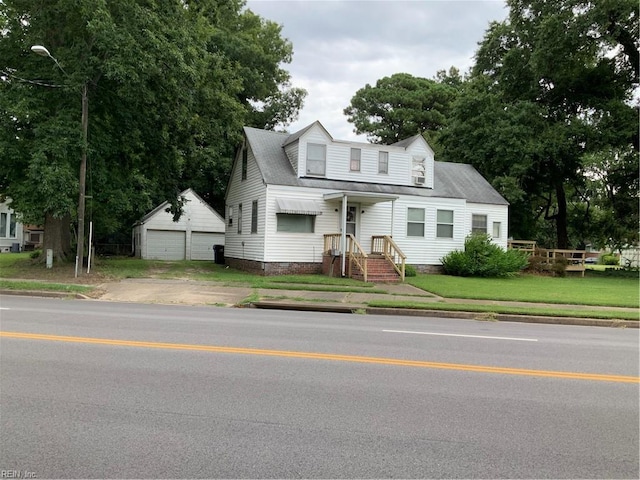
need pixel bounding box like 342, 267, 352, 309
378, 151, 389, 174
251, 200, 258, 234
493, 221, 501, 239
227, 206, 233, 226
411, 156, 426, 184
436, 210, 454, 238
238, 204, 243, 234
407, 208, 425, 237
306, 143, 326, 176
350, 148, 361, 172
472, 214, 487, 234
276, 214, 316, 233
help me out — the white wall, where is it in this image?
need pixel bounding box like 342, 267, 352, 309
0, 200, 24, 252
225, 140, 267, 262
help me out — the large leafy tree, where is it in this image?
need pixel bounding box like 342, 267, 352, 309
0, 0, 305, 261
343, 70, 462, 147
440, 0, 638, 249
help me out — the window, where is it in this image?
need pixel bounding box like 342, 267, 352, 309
228, 206, 233, 226
378, 151, 389, 174
350, 148, 361, 172
276, 214, 315, 233
472, 214, 487, 234
0, 212, 15, 238
437, 210, 454, 238
306, 143, 326, 176
407, 208, 425, 237
241, 146, 248, 180
412, 156, 426, 185
238, 204, 243, 234
251, 200, 258, 234
493, 221, 501, 238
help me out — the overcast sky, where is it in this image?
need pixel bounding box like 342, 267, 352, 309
245, 0, 508, 141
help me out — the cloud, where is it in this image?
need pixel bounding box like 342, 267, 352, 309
246, 0, 508, 140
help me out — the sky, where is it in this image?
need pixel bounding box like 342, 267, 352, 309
245, 0, 508, 141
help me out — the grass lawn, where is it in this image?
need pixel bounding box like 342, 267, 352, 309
407, 273, 638, 308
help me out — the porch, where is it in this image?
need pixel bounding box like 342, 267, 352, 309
323, 233, 406, 283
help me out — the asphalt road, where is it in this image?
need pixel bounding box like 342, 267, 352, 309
1, 295, 638, 479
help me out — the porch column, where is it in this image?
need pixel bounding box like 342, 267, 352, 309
341, 194, 347, 276
391, 199, 395, 238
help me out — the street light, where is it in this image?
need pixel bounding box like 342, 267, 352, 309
31, 45, 88, 277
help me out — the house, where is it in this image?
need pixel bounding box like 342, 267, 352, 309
224, 121, 508, 281
133, 188, 225, 261
0, 200, 24, 253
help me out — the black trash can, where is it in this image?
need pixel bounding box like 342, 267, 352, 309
213, 244, 225, 264
10, 243, 20, 253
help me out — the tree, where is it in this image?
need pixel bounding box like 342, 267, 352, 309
343, 71, 461, 145
440, 0, 638, 249
0, 0, 305, 262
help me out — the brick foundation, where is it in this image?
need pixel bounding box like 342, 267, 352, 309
226, 257, 322, 276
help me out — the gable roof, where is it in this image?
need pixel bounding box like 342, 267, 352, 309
282, 120, 333, 147
243, 126, 508, 206
137, 188, 224, 225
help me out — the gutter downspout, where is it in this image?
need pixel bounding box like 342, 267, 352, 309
341, 194, 347, 276
391, 199, 395, 238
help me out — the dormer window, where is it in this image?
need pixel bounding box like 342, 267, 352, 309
350, 148, 361, 172
412, 156, 426, 185
306, 143, 326, 176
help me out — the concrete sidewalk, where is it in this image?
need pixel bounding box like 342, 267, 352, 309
2, 277, 637, 328
95, 278, 638, 328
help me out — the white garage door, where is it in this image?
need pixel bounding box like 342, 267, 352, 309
146, 230, 185, 260
190, 232, 224, 261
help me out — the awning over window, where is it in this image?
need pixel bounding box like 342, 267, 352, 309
275, 197, 323, 216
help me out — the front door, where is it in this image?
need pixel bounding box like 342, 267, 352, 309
345, 204, 357, 237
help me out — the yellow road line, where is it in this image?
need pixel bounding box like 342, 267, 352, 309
1, 331, 638, 383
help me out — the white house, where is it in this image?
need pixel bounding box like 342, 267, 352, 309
224, 121, 509, 280
0, 200, 24, 253
133, 188, 225, 261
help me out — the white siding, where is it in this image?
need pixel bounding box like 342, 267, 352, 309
293, 125, 435, 189
136, 189, 225, 260
284, 142, 299, 175
0, 200, 24, 252
225, 139, 267, 262
264, 185, 338, 262
465, 202, 509, 249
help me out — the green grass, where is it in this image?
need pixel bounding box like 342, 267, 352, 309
0, 252, 32, 277
0, 279, 94, 294
367, 300, 639, 321
407, 274, 638, 308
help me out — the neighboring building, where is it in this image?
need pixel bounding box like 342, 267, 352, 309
23, 224, 44, 251
224, 121, 509, 280
133, 188, 225, 261
0, 200, 24, 253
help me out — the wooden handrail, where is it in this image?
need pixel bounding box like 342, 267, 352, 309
371, 235, 406, 281
347, 234, 368, 282
508, 240, 536, 253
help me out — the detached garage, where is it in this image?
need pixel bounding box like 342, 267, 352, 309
133, 189, 225, 261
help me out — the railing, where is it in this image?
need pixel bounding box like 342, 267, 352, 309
538, 248, 586, 277
371, 235, 406, 281
508, 240, 537, 253
323, 233, 369, 281
323, 233, 342, 255
347, 234, 368, 282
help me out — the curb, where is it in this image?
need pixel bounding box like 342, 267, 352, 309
0, 289, 90, 300
253, 301, 638, 328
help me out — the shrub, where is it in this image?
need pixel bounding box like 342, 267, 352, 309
600, 253, 619, 266
29, 249, 42, 260
441, 234, 529, 277
404, 264, 417, 277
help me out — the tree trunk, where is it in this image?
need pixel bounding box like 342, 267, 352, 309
555, 183, 569, 249
43, 212, 73, 263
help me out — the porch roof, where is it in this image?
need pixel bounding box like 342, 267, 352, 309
323, 191, 398, 205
